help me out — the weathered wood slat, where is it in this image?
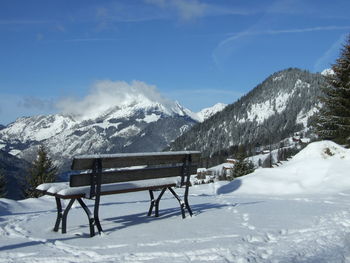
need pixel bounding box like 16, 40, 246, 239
99, 184, 177, 196
70, 165, 197, 187
71, 151, 200, 170
55, 193, 86, 199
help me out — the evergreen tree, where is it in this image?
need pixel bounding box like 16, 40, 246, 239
232, 153, 255, 178
0, 170, 7, 198
24, 145, 58, 198
317, 34, 350, 146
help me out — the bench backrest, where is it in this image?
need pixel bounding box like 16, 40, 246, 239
69, 151, 200, 188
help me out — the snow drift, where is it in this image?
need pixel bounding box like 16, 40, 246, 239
217, 140, 350, 195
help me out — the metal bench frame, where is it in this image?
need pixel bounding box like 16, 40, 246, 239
39, 151, 200, 237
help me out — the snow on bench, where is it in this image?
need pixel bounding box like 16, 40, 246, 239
36, 151, 200, 237
37, 177, 180, 197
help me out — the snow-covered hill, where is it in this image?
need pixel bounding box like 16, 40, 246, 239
0, 81, 198, 170
1, 141, 350, 262
218, 140, 350, 195
196, 103, 227, 122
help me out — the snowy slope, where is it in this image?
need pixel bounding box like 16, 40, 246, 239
196, 103, 227, 122
218, 140, 350, 195
1, 141, 350, 262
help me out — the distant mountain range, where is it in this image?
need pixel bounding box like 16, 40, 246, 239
169, 68, 325, 166
0, 94, 224, 171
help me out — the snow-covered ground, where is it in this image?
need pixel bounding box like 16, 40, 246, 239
1, 141, 350, 262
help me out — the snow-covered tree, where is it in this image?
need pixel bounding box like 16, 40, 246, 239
232, 154, 255, 178
24, 145, 57, 198
317, 34, 350, 146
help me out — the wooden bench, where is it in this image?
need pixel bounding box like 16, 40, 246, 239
36, 151, 200, 237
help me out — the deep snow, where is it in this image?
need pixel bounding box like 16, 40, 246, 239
1, 141, 350, 262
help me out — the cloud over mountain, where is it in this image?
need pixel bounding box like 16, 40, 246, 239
56, 80, 175, 120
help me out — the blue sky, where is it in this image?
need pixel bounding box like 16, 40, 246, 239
1, 0, 350, 125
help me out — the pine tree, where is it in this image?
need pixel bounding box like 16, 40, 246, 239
24, 145, 58, 198
232, 153, 255, 178
0, 170, 7, 198
317, 34, 350, 146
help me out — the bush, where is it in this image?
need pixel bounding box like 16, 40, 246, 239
232, 154, 255, 178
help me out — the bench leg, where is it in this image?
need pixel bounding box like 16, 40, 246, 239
62, 199, 75, 234
154, 188, 167, 217
93, 195, 103, 235
77, 198, 96, 237
52, 197, 102, 237
54, 197, 63, 232
184, 185, 193, 217
168, 187, 186, 219
147, 190, 155, 216
148, 187, 192, 218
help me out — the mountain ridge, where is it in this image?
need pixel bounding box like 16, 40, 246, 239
169, 68, 325, 166
0, 93, 200, 170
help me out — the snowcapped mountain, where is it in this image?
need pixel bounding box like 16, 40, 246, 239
196, 103, 227, 122
170, 68, 326, 166
0, 87, 198, 170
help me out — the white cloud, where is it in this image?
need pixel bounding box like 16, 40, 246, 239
56, 80, 173, 120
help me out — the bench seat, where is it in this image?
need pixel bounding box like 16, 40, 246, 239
37, 177, 180, 199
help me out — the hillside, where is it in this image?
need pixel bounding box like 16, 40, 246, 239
170, 68, 325, 165
0, 150, 29, 200
1, 141, 350, 262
